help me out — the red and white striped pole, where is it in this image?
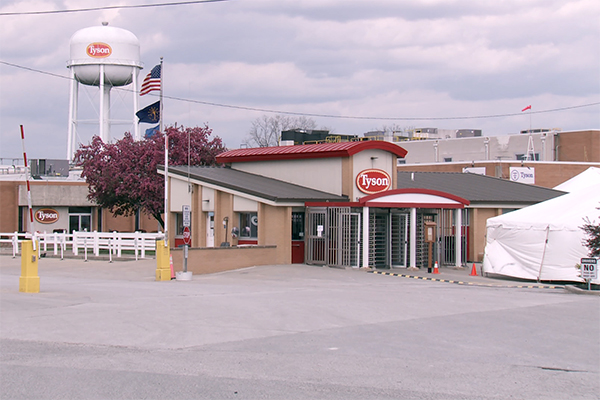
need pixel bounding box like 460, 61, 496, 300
20, 125, 35, 247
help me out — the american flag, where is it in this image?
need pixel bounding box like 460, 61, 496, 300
140, 64, 161, 96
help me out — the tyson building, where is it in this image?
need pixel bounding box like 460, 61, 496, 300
161, 141, 564, 274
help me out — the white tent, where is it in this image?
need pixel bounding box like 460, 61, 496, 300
483, 168, 600, 284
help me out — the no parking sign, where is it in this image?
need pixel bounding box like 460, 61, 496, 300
580, 258, 598, 280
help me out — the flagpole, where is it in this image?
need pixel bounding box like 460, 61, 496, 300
160, 57, 168, 248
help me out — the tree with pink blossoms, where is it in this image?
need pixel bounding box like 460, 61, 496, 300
74, 124, 226, 229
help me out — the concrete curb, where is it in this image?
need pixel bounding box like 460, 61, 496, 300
564, 285, 600, 296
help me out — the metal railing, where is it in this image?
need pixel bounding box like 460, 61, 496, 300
0, 231, 164, 261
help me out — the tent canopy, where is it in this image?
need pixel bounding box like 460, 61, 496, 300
483, 169, 600, 283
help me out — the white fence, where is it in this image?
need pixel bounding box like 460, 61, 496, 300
0, 231, 164, 261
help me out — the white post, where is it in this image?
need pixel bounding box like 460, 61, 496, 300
93, 231, 99, 256
53, 232, 58, 255
141, 235, 146, 259
84, 233, 88, 262
12, 231, 17, 258
455, 208, 462, 268
117, 234, 122, 257
362, 206, 369, 268
409, 208, 417, 269
73, 231, 78, 256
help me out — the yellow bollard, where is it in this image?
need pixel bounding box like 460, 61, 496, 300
20, 240, 40, 293
155, 240, 171, 281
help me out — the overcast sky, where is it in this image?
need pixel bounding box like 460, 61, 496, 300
1, 0, 599, 160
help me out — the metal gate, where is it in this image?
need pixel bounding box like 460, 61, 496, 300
391, 212, 409, 267
369, 210, 409, 268
438, 209, 468, 266
306, 207, 361, 268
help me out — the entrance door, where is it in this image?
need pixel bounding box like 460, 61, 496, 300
391, 213, 409, 267
206, 212, 214, 247
369, 210, 409, 268
69, 207, 92, 232
306, 208, 327, 264
305, 207, 361, 267
291, 211, 305, 263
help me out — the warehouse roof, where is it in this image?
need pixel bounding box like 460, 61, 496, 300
216, 141, 408, 163
397, 171, 565, 204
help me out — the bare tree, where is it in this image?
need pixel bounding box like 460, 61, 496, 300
244, 114, 318, 147
377, 124, 414, 135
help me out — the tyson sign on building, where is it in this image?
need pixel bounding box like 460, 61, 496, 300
356, 169, 391, 194
34, 208, 59, 224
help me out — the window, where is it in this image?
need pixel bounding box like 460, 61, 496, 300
239, 212, 258, 238
292, 212, 305, 240
444, 157, 453, 162
174, 212, 191, 235
515, 153, 540, 161
69, 207, 92, 232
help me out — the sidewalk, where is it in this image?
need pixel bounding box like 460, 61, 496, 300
367, 263, 600, 294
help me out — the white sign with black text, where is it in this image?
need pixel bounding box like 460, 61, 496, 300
182, 205, 191, 228
580, 258, 598, 280
509, 167, 535, 184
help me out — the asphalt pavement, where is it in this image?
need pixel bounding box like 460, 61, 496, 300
1, 255, 598, 399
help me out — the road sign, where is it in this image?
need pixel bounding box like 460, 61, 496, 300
183, 226, 191, 245
182, 205, 191, 228
580, 258, 598, 279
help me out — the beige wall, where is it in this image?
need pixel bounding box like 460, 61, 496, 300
259, 204, 291, 264
231, 158, 344, 195
469, 208, 502, 262
351, 150, 397, 200
171, 245, 282, 274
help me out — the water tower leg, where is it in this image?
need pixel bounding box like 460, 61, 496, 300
102, 85, 111, 143
67, 70, 78, 161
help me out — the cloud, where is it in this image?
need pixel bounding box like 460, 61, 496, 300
0, 0, 598, 160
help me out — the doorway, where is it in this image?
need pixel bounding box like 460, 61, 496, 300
369, 209, 409, 268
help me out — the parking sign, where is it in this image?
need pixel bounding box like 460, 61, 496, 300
580, 258, 598, 279
182, 205, 191, 228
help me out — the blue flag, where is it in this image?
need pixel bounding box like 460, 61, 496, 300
145, 125, 160, 138
136, 101, 160, 124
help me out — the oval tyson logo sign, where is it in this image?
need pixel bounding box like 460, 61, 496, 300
356, 169, 391, 194
86, 42, 112, 58
34, 208, 59, 224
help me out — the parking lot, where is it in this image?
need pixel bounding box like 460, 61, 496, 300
1, 255, 598, 399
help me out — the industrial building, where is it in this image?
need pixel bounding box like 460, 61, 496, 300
162, 141, 566, 274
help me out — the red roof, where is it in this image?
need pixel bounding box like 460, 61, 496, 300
217, 141, 408, 163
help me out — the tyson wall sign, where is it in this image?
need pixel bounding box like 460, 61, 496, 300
34, 208, 59, 224
356, 169, 391, 194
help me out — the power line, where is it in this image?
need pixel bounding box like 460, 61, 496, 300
0, 0, 228, 16
2, 60, 599, 122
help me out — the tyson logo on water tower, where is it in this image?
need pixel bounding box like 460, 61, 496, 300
86, 42, 112, 58
356, 169, 391, 194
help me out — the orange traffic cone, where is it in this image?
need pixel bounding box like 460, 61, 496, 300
433, 261, 440, 274
169, 254, 175, 279
470, 263, 478, 276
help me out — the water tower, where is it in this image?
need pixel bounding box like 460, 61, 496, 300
66, 22, 143, 160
